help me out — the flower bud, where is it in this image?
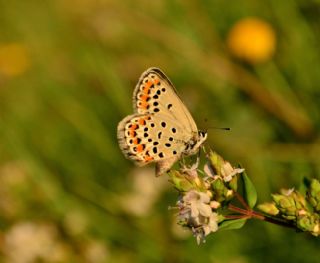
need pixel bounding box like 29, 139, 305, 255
257, 202, 279, 216
297, 214, 319, 234
169, 171, 194, 192
206, 151, 222, 175
292, 192, 307, 210
272, 194, 296, 219
211, 178, 227, 202
312, 223, 320, 237
210, 201, 220, 209
211, 178, 225, 192
307, 179, 320, 212
229, 175, 238, 192
206, 151, 243, 183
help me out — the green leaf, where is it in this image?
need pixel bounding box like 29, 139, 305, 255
241, 169, 257, 208
219, 218, 247, 231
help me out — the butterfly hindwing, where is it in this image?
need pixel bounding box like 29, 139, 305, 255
117, 112, 190, 167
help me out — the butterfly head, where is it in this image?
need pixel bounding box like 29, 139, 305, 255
199, 130, 207, 141
183, 130, 207, 156
197, 130, 207, 148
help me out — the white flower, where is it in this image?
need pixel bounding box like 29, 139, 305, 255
177, 190, 219, 244
191, 212, 219, 244
221, 162, 244, 182
203, 213, 219, 235
182, 190, 211, 218
204, 161, 244, 182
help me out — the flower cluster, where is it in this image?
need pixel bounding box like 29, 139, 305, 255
170, 151, 245, 244
258, 179, 320, 236
168, 149, 320, 244
177, 190, 219, 244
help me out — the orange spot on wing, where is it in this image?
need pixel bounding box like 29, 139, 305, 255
137, 144, 144, 153
143, 80, 153, 94
154, 78, 159, 85
143, 87, 150, 94
129, 124, 138, 137
129, 130, 135, 137
144, 155, 154, 162
138, 118, 146, 125
141, 94, 149, 102
139, 101, 149, 109
130, 124, 138, 130
133, 138, 139, 144
145, 80, 152, 88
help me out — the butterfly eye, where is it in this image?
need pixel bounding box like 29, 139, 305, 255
199, 131, 207, 138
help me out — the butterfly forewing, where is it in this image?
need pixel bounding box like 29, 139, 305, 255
133, 68, 198, 135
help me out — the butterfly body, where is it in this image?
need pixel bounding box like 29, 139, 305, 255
117, 68, 207, 175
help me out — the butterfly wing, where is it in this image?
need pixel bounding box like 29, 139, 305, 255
117, 67, 203, 175
117, 111, 191, 161
132, 67, 198, 135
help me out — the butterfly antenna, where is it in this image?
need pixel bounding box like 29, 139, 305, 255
205, 126, 231, 133
203, 119, 230, 132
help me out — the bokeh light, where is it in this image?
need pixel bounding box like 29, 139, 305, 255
227, 17, 276, 64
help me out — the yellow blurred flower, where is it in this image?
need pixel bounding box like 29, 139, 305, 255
0, 43, 30, 77
227, 17, 276, 64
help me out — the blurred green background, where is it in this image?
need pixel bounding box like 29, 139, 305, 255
0, 0, 320, 262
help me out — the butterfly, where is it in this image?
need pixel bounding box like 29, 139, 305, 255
117, 67, 207, 176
